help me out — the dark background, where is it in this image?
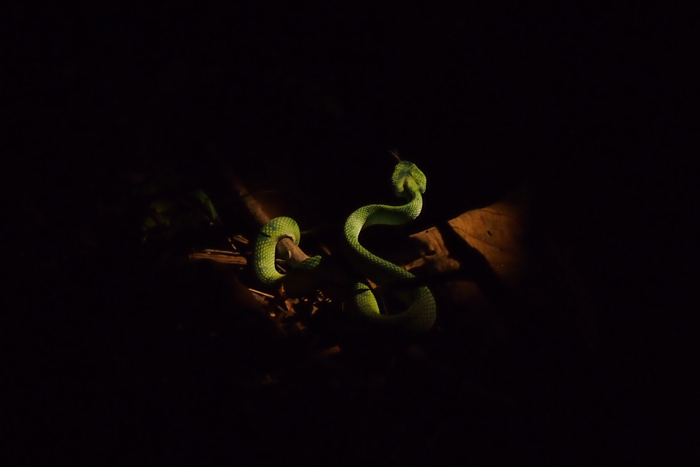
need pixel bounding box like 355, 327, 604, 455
5, 3, 695, 463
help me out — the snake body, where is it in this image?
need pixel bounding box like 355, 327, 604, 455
253, 161, 436, 334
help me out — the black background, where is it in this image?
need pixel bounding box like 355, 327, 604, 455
5, 3, 695, 463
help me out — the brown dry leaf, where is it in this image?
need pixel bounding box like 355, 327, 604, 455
406, 183, 530, 340
410, 183, 529, 284
284, 298, 299, 313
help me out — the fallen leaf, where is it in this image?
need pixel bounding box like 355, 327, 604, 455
409, 182, 530, 289
407, 183, 531, 347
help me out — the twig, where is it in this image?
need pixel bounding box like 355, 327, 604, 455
189, 250, 247, 265
249, 288, 275, 299
201, 249, 241, 255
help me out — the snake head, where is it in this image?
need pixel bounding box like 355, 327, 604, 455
392, 161, 427, 197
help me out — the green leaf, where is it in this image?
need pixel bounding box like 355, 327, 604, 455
143, 217, 157, 229
150, 199, 172, 213
191, 190, 219, 222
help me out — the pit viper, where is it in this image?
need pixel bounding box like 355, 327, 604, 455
253, 161, 436, 334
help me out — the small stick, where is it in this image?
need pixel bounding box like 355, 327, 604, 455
189, 251, 247, 264
249, 288, 275, 299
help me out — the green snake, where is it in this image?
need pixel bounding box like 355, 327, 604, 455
253, 161, 436, 334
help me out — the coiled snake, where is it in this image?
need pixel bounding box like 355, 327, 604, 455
253, 161, 436, 334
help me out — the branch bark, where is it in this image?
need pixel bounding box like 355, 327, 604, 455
207, 143, 312, 267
